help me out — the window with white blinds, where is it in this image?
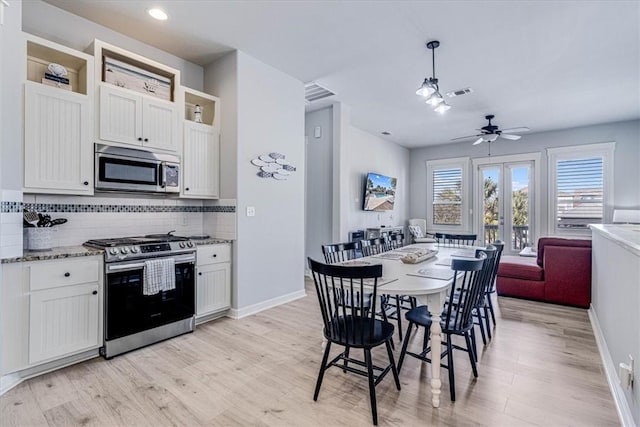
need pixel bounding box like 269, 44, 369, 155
556, 158, 603, 229
547, 143, 615, 235
426, 157, 470, 232
433, 168, 462, 225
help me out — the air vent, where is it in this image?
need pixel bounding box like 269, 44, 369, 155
304, 82, 335, 103
446, 87, 473, 98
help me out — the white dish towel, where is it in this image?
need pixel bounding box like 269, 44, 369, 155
143, 258, 176, 296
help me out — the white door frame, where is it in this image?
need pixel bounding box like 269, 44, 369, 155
472, 152, 541, 252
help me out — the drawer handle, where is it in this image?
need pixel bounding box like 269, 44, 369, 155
213, 254, 217, 258
198, 272, 202, 276
144, 138, 149, 142
83, 181, 89, 186
64, 272, 71, 277
138, 137, 143, 141
92, 290, 98, 295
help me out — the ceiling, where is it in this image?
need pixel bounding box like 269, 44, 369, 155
43, 0, 640, 148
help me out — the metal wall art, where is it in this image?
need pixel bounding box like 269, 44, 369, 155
251, 152, 297, 180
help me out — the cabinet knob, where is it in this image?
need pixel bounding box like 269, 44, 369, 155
138, 137, 143, 141
144, 138, 149, 142
92, 290, 98, 295
185, 187, 190, 191
198, 272, 202, 276
83, 181, 89, 186
64, 272, 70, 277
213, 254, 217, 258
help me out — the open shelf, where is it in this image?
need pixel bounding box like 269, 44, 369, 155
91, 39, 180, 103
26, 35, 91, 95
183, 88, 220, 128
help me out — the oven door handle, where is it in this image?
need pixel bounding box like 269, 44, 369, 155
106, 254, 196, 273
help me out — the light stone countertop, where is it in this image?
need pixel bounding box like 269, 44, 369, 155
590, 224, 640, 257
192, 238, 233, 246
0, 238, 232, 264
1, 245, 104, 264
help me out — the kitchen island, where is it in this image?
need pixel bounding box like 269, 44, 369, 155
589, 224, 640, 426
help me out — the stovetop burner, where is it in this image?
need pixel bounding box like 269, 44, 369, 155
84, 233, 194, 262
85, 235, 189, 247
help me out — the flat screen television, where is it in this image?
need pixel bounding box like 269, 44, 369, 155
363, 172, 397, 211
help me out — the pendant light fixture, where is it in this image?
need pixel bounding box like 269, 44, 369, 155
416, 40, 451, 113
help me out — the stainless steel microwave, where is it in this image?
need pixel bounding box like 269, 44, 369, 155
95, 144, 180, 194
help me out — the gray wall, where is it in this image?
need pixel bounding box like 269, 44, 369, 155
332, 105, 411, 241
22, 0, 203, 89
305, 107, 334, 263
1, 0, 24, 191
204, 52, 238, 199
235, 51, 305, 309
409, 120, 640, 235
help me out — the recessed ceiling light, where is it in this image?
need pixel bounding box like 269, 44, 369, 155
381, 131, 391, 136
148, 8, 168, 21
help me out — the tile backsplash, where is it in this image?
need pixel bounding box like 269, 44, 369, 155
0, 191, 23, 258
1, 194, 237, 251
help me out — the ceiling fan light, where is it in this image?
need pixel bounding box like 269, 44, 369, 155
416, 79, 436, 97
485, 133, 499, 143
434, 102, 451, 114
425, 93, 444, 106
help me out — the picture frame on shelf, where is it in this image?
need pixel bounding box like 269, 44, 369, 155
102, 51, 174, 101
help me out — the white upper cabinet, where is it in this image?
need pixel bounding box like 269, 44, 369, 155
142, 96, 180, 152
180, 87, 221, 199
98, 83, 179, 152
99, 84, 142, 146
23, 34, 94, 195
182, 123, 220, 198
91, 39, 181, 153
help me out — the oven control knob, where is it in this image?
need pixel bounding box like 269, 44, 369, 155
109, 248, 118, 255
120, 247, 129, 254
130, 247, 139, 253
179, 242, 186, 248
187, 241, 194, 248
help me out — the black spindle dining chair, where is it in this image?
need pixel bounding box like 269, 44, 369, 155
387, 233, 405, 249
322, 241, 361, 264
476, 240, 504, 342
397, 253, 488, 401
308, 258, 400, 425
436, 233, 477, 246
360, 237, 389, 256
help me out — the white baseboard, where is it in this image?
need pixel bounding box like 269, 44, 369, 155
228, 289, 307, 319
1, 348, 99, 396
0, 373, 22, 395
588, 306, 636, 427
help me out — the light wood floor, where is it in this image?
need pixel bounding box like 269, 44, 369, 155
1, 279, 619, 426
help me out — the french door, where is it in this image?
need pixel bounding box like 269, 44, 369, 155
475, 161, 534, 255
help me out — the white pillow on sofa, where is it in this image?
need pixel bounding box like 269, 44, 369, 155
408, 225, 424, 238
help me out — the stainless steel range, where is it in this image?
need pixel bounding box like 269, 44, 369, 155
84, 233, 196, 358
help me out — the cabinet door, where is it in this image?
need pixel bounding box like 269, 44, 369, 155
99, 85, 143, 146
182, 122, 220, 198
29, 283, 100, 364
142, 98, 179, 152
24, 82, 93, 194
196, 263, 231, 317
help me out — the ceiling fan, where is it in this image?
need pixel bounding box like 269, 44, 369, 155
452, 115, 530, 145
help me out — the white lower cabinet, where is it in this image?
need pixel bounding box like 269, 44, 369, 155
0, 256, 103, 375
29, 282, 100, 364
196, 244, 231, 322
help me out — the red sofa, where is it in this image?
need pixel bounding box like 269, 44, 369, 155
496, 238, 592, 308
